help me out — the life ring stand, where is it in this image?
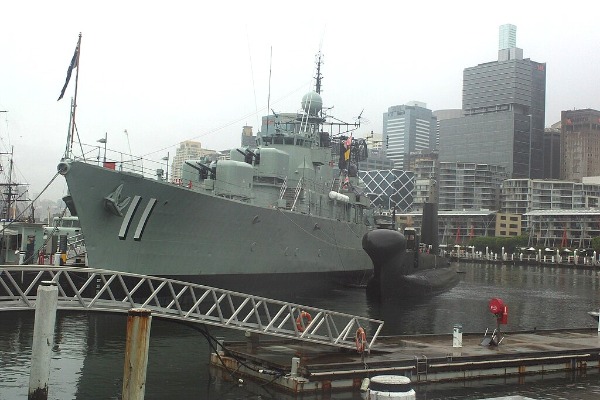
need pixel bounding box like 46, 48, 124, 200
355, 327, 367, 353
296, 311, 312, 332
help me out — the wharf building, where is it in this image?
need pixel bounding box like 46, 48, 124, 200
396, 209, 497, 246
359, 169, 414, 213
560, 109, 600, 182
406, 151, 439, 212
382, 102, 437, 170
499, 178, 600, 245
438, 24, 546, 179
407, 154, 507, 213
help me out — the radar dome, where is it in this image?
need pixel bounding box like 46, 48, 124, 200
301, 91, 322, 115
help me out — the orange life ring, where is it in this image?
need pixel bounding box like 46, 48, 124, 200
355, 327, 367, 353
296, 311, 312, 332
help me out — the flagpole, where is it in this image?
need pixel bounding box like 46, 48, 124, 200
68, 33, 82, 157
63, 98, 74, 158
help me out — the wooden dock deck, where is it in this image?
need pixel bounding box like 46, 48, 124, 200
210, 328, 600, 394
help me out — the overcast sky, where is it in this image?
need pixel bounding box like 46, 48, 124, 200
1, 1, 599, 204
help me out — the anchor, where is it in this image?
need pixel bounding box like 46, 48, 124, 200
103, 183, 131, 216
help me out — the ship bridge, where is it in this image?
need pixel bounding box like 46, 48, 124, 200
0, 266, 383, 350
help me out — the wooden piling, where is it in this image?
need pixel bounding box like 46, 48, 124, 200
122, 308, 152, 400
28, 281, 58, 400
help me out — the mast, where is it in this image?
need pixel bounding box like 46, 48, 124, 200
69, 33, 82, 156
5, 146, 13, 220
61, 33, 82, 158
314, 52, 322, 94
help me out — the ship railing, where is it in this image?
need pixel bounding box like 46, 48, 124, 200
279, 176, 288, 199
0, 266, 384, 351
291, 177, 303, 211
71, 143, 174, 180
66, 234, 86, 260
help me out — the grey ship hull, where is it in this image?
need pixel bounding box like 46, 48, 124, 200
62, 161, 373, 293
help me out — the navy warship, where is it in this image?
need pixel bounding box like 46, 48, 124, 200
58, 54, 377, 294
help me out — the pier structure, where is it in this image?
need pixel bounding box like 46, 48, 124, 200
0, 266, 384, 350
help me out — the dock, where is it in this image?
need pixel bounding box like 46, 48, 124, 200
210, 328, 600, 394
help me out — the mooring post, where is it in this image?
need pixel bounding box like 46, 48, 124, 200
28, 281, 58, 400
122, 308, 152, 400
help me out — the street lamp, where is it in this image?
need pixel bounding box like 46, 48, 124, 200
162, 152, 170, 182
97, 132, 107, 164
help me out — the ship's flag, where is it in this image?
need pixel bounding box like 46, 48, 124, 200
57, 36, 81, 101
344, 136, 352, 161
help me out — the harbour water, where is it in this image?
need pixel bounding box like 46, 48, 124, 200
1, 262, 600, 399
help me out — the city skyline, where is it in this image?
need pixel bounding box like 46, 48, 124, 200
1, 1, 599, 202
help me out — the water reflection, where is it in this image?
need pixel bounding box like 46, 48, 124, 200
1, 262, 599, 399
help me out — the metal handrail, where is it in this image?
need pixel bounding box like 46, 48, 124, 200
0, 266, 384, 350
291, 177, 303, 212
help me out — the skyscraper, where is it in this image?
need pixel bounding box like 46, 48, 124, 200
499, 24, 516, 50
171, 140, 217, 183
560, 109, 600, 181
382, 101, 437, 170
439, 24, 546, 179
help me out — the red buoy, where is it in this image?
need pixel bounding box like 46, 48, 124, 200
489, 298, 504, 315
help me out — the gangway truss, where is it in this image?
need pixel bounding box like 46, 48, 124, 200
0, 266, 384, 351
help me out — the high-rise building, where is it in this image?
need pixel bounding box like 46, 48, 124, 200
439, 24, 546, 179
241, 125, 256, 148
171, 140, 217, 183
382, 101, 437, 170
438, 162, 507, 211
499, 24, 516, 50
543, 123, 561, 179
357, 131, 394, 171
560, 109, 600, 181
433, 109, 462, 150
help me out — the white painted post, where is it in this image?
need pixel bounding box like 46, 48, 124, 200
53, 252, 60, 266
452, 324, 463, 348
290, 357, 300, 377
28, 281, 58, 400
122, 308, 152, 400
501, 247, 505, 261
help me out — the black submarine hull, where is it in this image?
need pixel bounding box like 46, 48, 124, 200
363, 229, 459, 301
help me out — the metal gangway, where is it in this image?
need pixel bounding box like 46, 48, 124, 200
0, 266, 384, 350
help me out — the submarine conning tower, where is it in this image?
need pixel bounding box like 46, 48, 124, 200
420, 177, 438, 254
